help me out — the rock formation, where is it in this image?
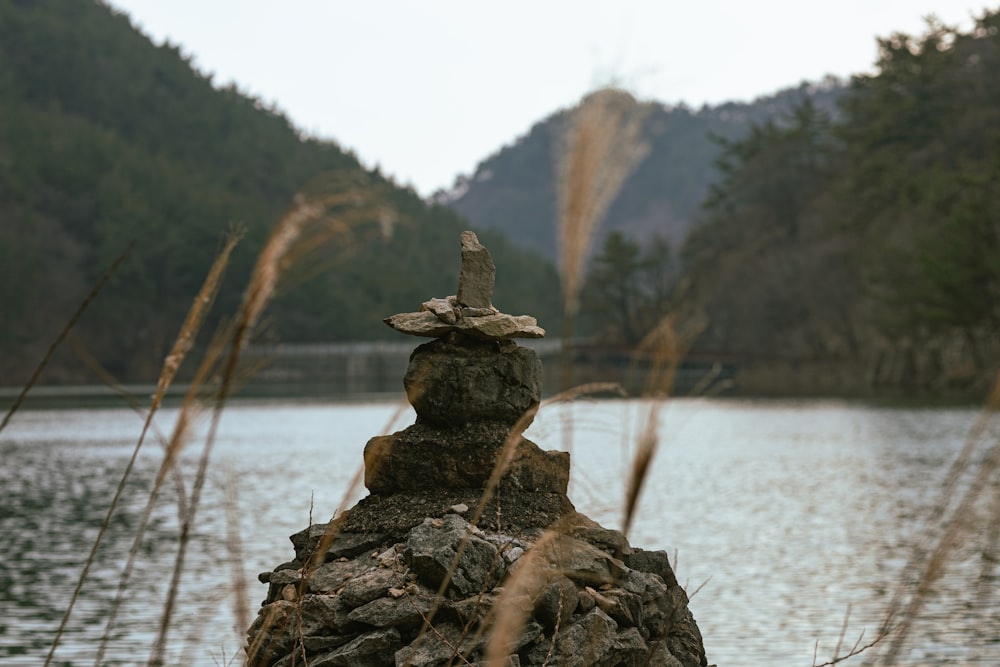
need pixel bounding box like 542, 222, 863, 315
247, 232, 712, 667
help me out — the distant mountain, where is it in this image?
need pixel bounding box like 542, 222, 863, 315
437, 79, 845, 263
0, 0, 560, 384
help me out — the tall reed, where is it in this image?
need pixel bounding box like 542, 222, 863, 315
92, 231, 242, 667
13, 172, 393, 667
877, 369, 1000, 664
149, 180, 392, 666
0, 240, 134, 435
555, 88, 649, 325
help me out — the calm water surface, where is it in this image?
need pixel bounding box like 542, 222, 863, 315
1, 397, 997, 666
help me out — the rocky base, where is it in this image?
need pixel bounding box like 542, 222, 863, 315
248, 506, 711, 667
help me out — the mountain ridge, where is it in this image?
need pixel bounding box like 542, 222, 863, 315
438, 77, 845, 264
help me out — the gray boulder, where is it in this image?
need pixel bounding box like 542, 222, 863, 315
403, 515, 505, 597
403, 337, 541, 428
308, 627, 401, 667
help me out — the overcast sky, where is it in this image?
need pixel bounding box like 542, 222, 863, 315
107, 1, 987, 196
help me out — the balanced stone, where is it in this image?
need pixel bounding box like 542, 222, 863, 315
404, 337, 541, 428
363, 422, 570, 495
456, 230, 495, 308
420, 297, 457, 324
383, 230, 545, 341
384, 310, 544, 340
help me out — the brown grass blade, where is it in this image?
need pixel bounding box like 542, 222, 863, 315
45, 233, 236, 667
554, 88, 649, 394
620, 315, 692, 539
151, 184, 391, 666
1, 240, 134, 435
149, 197, 325, 666
483, 529, 563, 666
555, 89, 649, 321
879, 369, 1000, 663
95, 320, 230, 667
404, 381, 628, 660
222, 469, 251, 662
94, 385, 211, 666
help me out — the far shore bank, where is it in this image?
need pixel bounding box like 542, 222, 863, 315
0, 380, 989, 412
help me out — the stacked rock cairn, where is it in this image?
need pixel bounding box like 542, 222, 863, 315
247, 232, 712, 667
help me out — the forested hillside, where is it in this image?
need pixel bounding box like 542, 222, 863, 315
0, 0, 560, 384
677, 11, 1000, 394
481, 10, 997, 396
4, 0, 994, 396
439, 80, 845, 264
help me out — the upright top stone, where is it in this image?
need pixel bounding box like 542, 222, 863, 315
456, 231, 495, 309
383, 231, 545, 341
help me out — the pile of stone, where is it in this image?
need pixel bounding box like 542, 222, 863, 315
247, 232, 712, 667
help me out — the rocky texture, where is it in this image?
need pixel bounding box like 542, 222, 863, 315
248, 232, 711, 666
384, 311, 544, 341
405, 337, 541, 429
249, 513, 710, 667
362, 333, 569, 497
363, 423, 570, 496
456, 230, 495, 309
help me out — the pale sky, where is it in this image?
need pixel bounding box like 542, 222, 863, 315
107, 0, 987, 197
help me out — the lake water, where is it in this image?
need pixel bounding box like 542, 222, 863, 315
1, 397, 997, 666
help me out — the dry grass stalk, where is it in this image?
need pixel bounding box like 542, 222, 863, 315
245, 602, 290, 667
410, 598, 477, 667
933, 367, 1000, 524
878, 370, 1000, 664
247, 399, 410, 667
65, 334, 195, 520
223, 469, 252, 658
979, 469, 1000, 603
620, 314, 703, 539
153, 228, 244, 409
810, 603, 892, 667
554, 87, 648, 457
152, 184, 392, 666
64, 333, 171, 442
96, 377, 213, 666
555, 88, 649, 321
483, 529, 563, 666
883, 418, 1000, 665
44, 234, 236, 667
1, 240, 134, 436
93, 255, 240, 666
403, 402, 542, 659
546, 381, 628, 403
480, 515, 623, 666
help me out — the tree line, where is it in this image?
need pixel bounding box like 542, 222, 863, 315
3, 0, 994, 395
0, 0, 559, 384
668, 10, 1000, 393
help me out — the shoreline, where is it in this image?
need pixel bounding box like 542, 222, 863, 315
0, 382, 987, 411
